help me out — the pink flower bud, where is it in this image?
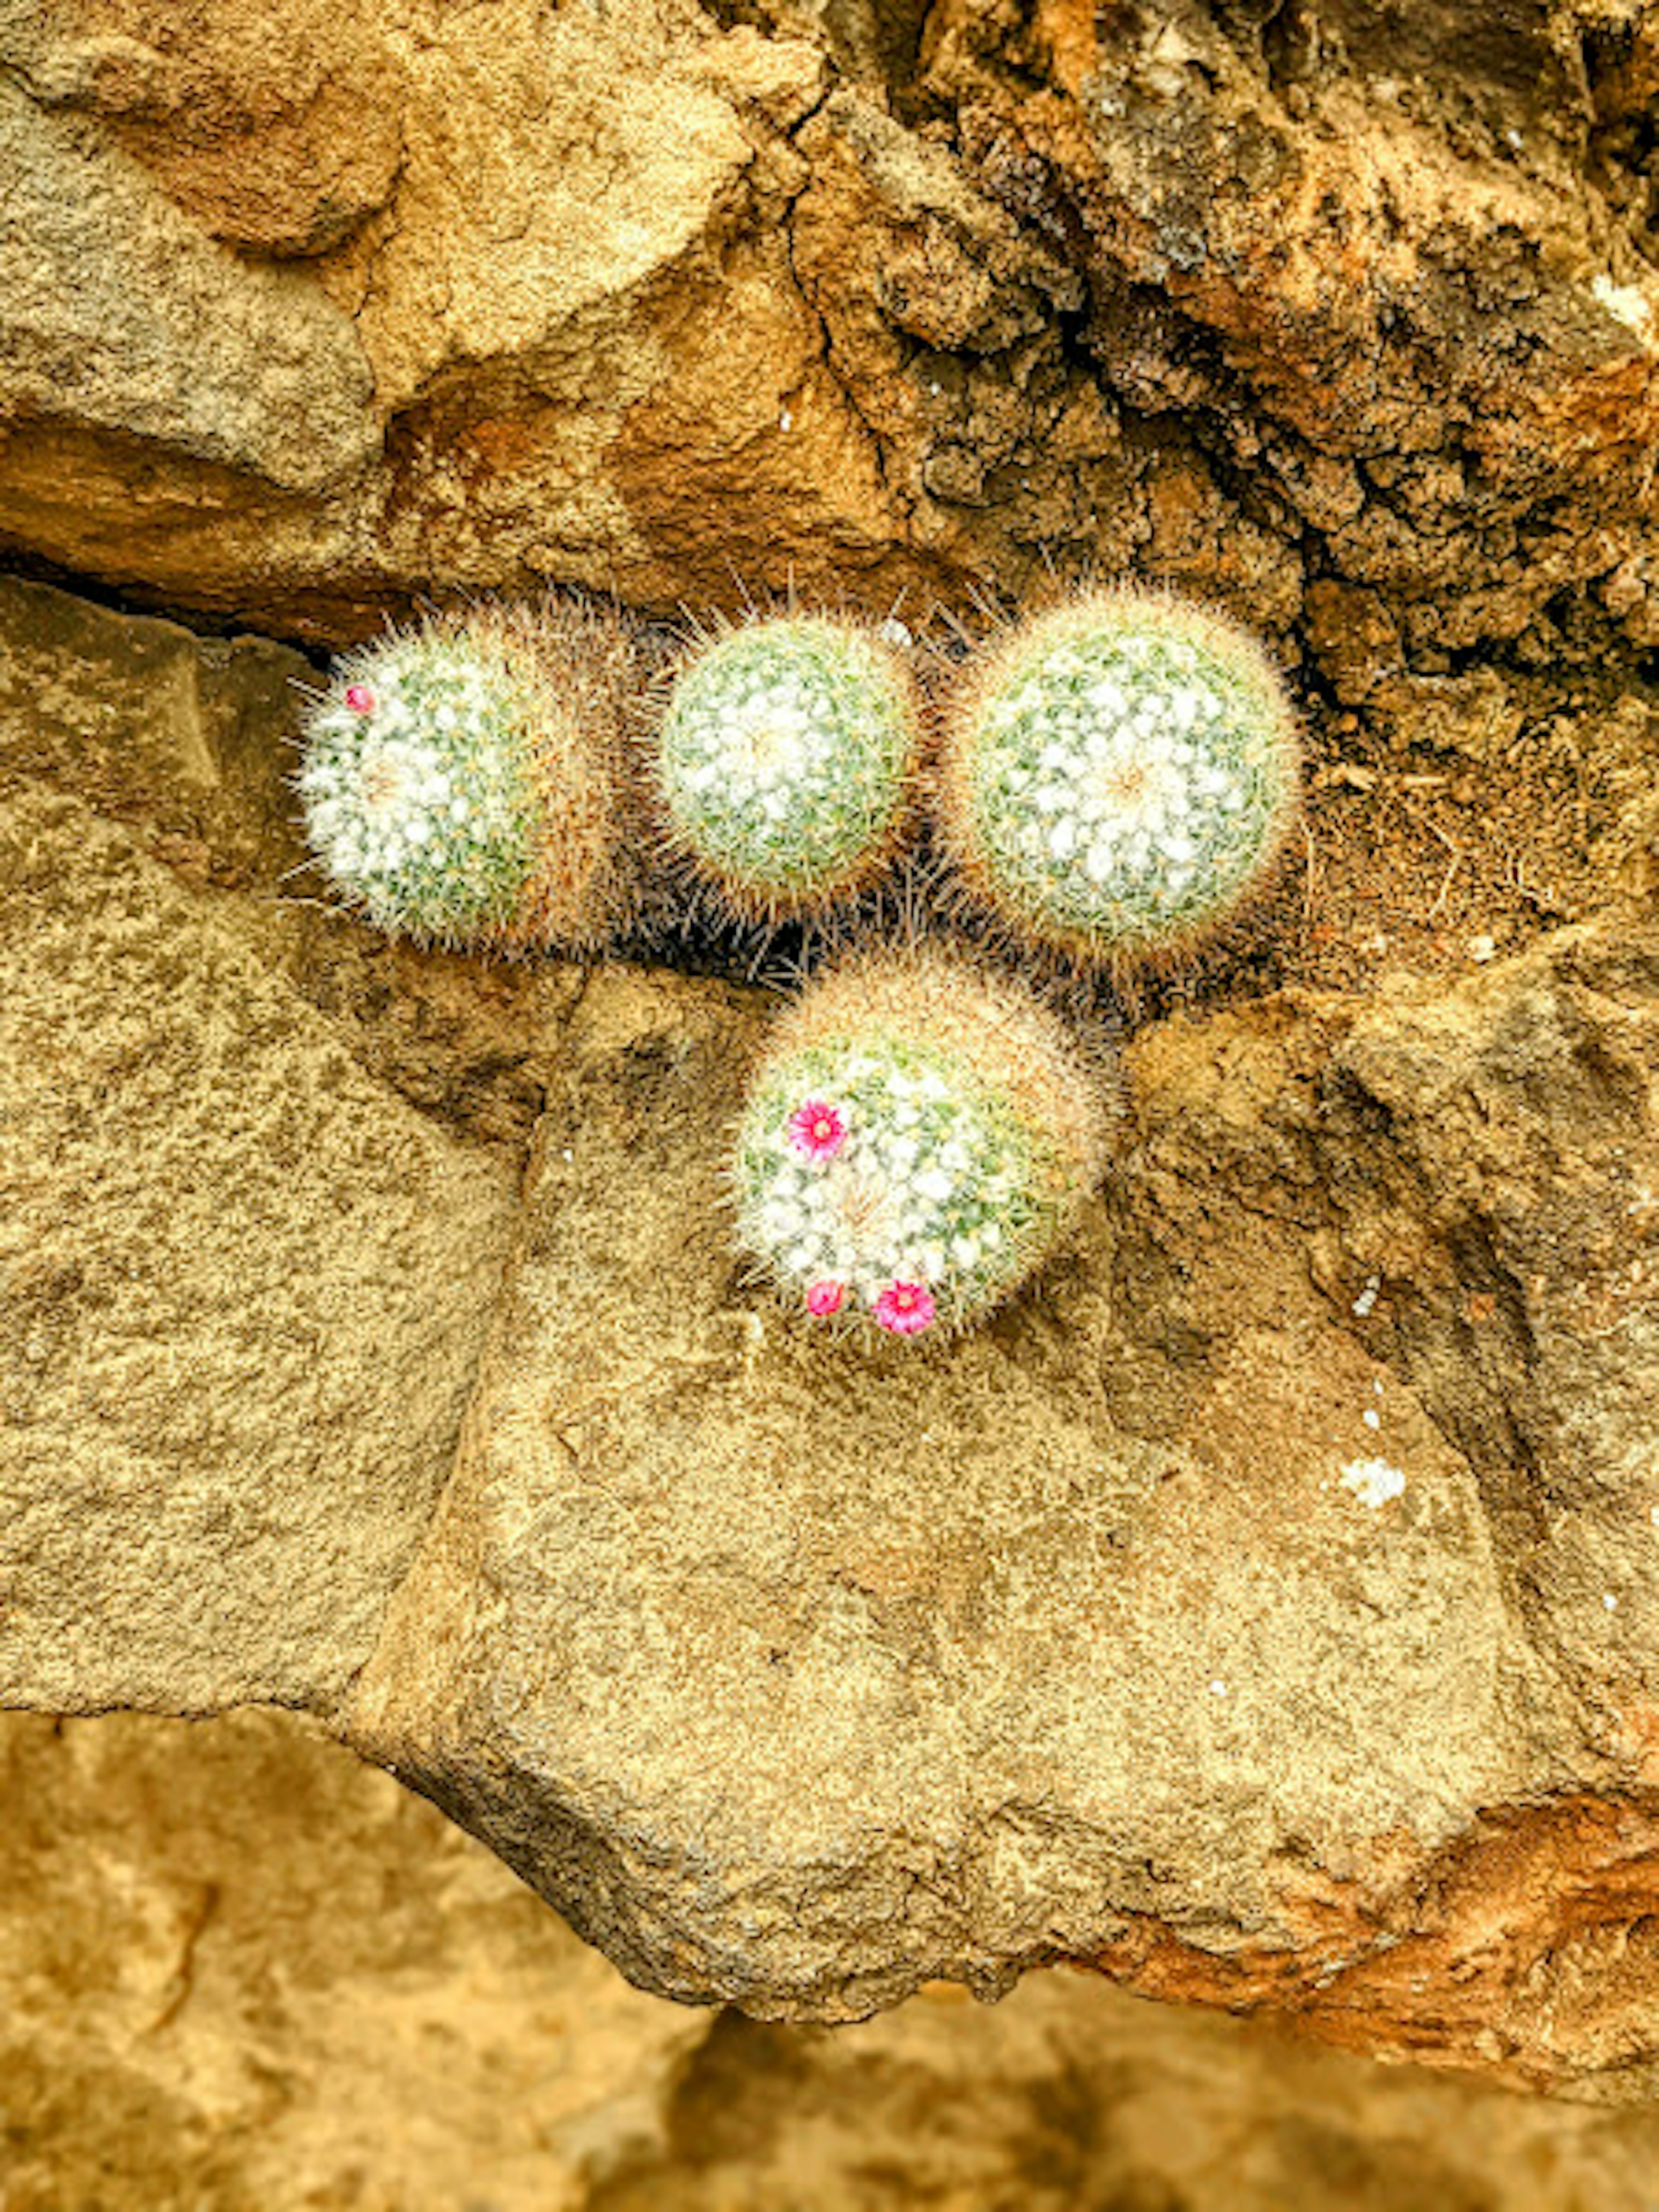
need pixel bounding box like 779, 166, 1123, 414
806, 1279, 845, 1317
344, 683, 376, 715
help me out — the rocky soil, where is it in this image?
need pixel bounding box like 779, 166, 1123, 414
3, 0, 1659, 2146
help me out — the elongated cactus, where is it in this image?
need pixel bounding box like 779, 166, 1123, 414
937, 590, 1300, 968
647, 614, 922, 922
734, 950, 1110, 1337
297, 601, 636, 954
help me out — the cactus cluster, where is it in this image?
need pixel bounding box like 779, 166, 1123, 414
938, 591, 1300, 969
297, 585, 1298, 1342
734, 953, 1107, 1337
647, 615, 921, 921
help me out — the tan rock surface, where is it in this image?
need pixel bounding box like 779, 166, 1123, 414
608, 1981, 1659, 2212
4, 0, 404, 258
0, 781, 519, 1713
0, 1709, 709, 2211
0, 579, 524, 1713
3, 0, 1659, 2085
7, 1707, 1659, 2211
347, 926, 1659, 2084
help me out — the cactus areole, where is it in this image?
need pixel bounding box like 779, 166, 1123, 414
941, 593, 1300, 966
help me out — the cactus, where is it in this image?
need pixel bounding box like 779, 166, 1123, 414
647, 613, 922, 923
734, 950, 1110, 1337
937, 589, 1300, 968
296, 601, 636, 954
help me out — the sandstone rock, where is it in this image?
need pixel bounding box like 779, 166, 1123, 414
0, 766, 520, 1712
3, 567, 1658, 2086
0, 570, 314, 871
345, 923, 1659, 2087
2, 0, 403, 257
927, 0, 1659, 656
7, 1706, 1659, 2210
0, 68, 378, 600
606, 1974, 1659, 2212
0, 0, 1652, 711
0, 1709, 709, 2210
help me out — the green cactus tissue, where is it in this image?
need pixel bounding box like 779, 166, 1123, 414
647, 613, 922, 923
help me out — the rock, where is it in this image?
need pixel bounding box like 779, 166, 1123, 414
2, 0, 403, 257
0, 1709, 709, 2209
0, 0, 1652, 702
346, 924, 1659, 2086
786, 86, 1126, 582
608, 1976, 1659, 2212
0, 570, 315, 872
0, 70, 378, 540
3, 568, 1658, 2087
7, 1705, 1659, 2210
0, 781, 519, 1713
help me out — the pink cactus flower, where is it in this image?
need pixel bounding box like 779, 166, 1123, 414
873, 1280, 936, 1336
806, 1279, 845, 1317
787, 1099, 846, 1160
344, 683, 377, 715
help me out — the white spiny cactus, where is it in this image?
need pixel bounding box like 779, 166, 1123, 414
296, 604, 634, 953
651, 614, 922, 921
938, 591, 1299, 967
734, 952, 1109, 1338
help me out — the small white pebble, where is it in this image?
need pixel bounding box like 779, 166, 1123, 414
1363, 1408, 1381, 1430
1650, 1505, 1659, 1531
1340, 1457, 1405, 1509
1591, 273, 1653, 335
1351, 1276, 1380, 1318
779, 407, 793, 432
1208, 1680, 1227, 1697
1603, 1592, 1620, 1613
1468, 933, 1497, 963
561, 1147, 574, 1163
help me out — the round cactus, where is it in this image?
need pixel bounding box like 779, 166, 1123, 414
296, 601, 636, 954
733, 951, 1110, 1338
937, 590, 1300, 968
647, 613, 922, 922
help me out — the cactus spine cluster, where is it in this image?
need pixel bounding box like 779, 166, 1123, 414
647, 614, 922, 921
938, 590, 1299, 969
734, 951, 1109, 1337
297, 602, 636, 954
